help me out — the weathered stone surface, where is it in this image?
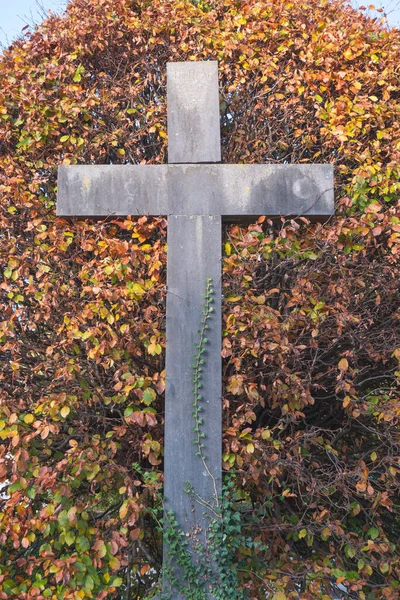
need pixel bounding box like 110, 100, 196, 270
167, 61, 221, 164
57, 163, 334, 220
164, 215, 222, 597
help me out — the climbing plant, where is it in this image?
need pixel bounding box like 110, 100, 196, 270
0, 0, 399, 598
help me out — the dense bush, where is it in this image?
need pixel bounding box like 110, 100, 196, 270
0, 0, 399, 598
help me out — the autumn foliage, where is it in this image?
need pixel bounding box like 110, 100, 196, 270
0, 0, 399, 598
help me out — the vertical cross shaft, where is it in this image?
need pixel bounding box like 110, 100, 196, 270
163, 62, 222, 596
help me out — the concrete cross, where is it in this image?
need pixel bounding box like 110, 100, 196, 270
57, 61, 334, 597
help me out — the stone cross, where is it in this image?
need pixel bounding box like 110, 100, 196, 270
57, 61, 334, 597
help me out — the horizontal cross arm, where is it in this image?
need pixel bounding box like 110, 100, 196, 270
57, 163, 334, 221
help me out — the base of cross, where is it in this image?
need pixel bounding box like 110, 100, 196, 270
152, 586, 217, 599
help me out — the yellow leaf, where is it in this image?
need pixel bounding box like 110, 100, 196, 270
60, 406, 70, 418
391, 348, 400, 361
338, 358, 348, 371
236, 455, 243, 467
147, 342, 162, 356
227, 375, 244, 395
87, 464, 100, 481
273, 593, 286, 600
246, 443, 255, 454
226, 295, 241, 302
120, 501, 128, 519
109, 556, 120, 570
132, 283, 145, 297
370, 451, 377, 462
97, 541, 107, 558
298, 528, 307, 539
24, 414, 34, 424
321, 526, 331, 539
261, 428, 271, 440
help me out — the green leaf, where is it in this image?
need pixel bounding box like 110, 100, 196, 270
142, 388, 156, 406
18, 136, 32, 148
345, 544, 356, 558
76, 535, 90, 553
73, 65, 84, 82
27, 486, 36, 499
368, 527, 379, 540
65, 531, 75, 546
84, 575, 95, 591
8, 480, 22, 493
